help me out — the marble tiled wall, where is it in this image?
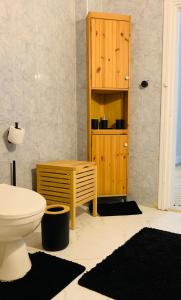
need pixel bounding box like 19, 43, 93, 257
76, 0, 103, 160
0, 0, 164, 206
76, 0, 164, 206
0, 1, 76, 189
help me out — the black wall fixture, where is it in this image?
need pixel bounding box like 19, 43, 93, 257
12, 160, 16, 186
140, 80, 149, 88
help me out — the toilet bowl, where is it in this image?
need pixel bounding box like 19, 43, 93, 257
0, 184, 46, 282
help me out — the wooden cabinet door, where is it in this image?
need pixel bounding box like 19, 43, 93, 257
91, 18, 105, 89
115, 20, 130, 89
91, 18, 130, 89
91, 134, 128, 195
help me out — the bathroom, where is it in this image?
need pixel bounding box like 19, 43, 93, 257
1, 1, 181, 300
0, 1, 161, 205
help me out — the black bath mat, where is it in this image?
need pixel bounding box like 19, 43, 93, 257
0, 251, 85, 300
89, 199, 142, 216
78, 227, 181, 300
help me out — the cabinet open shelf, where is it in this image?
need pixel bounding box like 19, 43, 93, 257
90, 90, 128, 130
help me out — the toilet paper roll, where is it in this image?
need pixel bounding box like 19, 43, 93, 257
8, 126, 25, 144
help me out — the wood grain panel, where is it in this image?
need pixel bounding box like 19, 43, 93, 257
116, 21, 130, 88
43, 194, 70, 203
115, 135, 127, 194
39, 189, 70, 198
76, 179, 95, 188
46, 200, 63, 206
39, 185, 70, 194
104, 92, 124, 128
91, 18, 105, 88
91, 18, 130, 90
76, 174, 96, 183
76, 192, 95, 202
95, 18, 100, 87
38, 172, 70, 179
110, 134, 116, 194
91, 92, 105, 120
100, 19, 105, 87
76, 166, 96, 174
112, 20, 117, 88
92, 134, 128, 195
76, 183, 95, 192
116, 20, 122, 88
37, 168, 68, 174
39, 181, 70, 189
91, 18, 96, 87
76, 170, 95, 179
105, 20, 111, 88
76, 187, 95, 198
92, 135, 105, 195
39, 176, 70, 184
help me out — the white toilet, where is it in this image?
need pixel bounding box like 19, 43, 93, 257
0, 184, 46, 282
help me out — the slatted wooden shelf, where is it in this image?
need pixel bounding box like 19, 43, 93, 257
37, 160, 97, 229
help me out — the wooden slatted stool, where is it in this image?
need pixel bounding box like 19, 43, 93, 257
36, 160, 97, 229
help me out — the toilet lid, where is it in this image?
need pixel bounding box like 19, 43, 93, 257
0, 184, 46, 218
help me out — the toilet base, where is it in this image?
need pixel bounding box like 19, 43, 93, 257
0, 239, 31, 282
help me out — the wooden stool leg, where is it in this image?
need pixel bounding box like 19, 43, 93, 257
93, 197, 97, 217
70, 171, 76, 229
93, 166, 97, 217
70, 203, 76, 229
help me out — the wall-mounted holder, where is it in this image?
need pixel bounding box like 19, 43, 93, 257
8, 122, 25, 145
12, 160, 16, 186
7, 122, 25, 186
140, 80, 149, 89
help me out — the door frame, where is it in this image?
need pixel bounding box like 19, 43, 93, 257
158, 0, 181, 210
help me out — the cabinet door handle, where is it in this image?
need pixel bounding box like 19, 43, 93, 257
123, 142, 128, 147
125, 76, 129, 80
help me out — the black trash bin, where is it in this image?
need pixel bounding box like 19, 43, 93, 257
41, 204, 70, 251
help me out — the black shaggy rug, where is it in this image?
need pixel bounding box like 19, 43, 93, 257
78, 227, 181, 300
89, 198, 142, 216
0, 252, 85, 300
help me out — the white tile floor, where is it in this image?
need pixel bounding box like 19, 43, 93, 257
26, 205, 181, 300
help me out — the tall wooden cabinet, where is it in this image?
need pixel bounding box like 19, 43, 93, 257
87, 12, 131, 196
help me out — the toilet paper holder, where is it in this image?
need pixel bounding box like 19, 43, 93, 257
7, 122, 25, 186
8, 122, 19, 143
14, 122, 19, 129
8, 122, 25, 145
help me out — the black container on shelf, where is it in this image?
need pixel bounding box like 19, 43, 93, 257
116, 119, 125, 129
41, 204, 70, 251
99, 119, 108, 129
91, 119, 99, 129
